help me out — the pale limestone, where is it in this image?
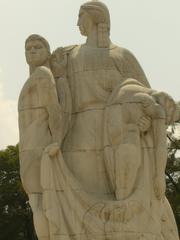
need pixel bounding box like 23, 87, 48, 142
18, 1, 179, 240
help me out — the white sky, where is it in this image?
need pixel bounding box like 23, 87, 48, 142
0, 0, 180, 149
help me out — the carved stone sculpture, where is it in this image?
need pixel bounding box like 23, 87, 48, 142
18, 1, 180, 240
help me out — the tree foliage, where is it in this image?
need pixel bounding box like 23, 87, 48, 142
0, 145, 37, 240
166, 123, 180, 234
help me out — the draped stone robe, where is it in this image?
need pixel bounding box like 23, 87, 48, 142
62, 44, 150, 199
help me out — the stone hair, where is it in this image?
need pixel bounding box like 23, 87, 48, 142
25, 34, 51, 53
80, 1, 110, 48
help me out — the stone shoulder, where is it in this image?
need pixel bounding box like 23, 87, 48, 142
110, 44, 135, 59
63, 45, 78, 53
32, 66, 55, 85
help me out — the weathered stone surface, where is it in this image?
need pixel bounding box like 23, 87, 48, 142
18, 1, 179, 240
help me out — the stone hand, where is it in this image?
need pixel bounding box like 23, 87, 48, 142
154, 176, 166, 200
45, 142, 60, 158
51, 47, 67, 78
138, 116, 151, 132
52, 47, 67, 65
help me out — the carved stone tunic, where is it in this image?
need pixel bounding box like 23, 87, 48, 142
18, 66, 58, 193
62, 44, 149, 198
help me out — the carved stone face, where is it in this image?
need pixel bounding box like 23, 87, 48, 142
25, 40, 49, 67
77, 9, 94, 36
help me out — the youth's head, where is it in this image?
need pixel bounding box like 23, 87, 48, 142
25, 34, 50, 67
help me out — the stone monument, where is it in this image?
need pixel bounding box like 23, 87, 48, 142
18, 1, 180, 240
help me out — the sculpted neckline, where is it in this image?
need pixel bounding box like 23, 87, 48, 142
80, 43, 118, 50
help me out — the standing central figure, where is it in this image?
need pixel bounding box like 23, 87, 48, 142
56, 1, 178, 239
62, 1, 150, 198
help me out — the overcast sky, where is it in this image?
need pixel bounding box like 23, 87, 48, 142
0, 0, 180, 149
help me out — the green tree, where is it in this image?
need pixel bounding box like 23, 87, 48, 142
166, 123, 180, 234
0, 145, 37, 240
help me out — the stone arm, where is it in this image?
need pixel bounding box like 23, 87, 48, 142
141, 98, 167, 199
37, 67, 64, 146
50, 47, 67, 79
112, 47, 151, 88
122, 49, 151, 88
46, 103, 63, 145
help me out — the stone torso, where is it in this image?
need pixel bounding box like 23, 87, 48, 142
18, 66, 56, 193
62, 45, 131, 198
18, 67, 56, 151
67, 44, 124, 113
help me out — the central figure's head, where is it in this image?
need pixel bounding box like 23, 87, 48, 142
78, 0, 111, 48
